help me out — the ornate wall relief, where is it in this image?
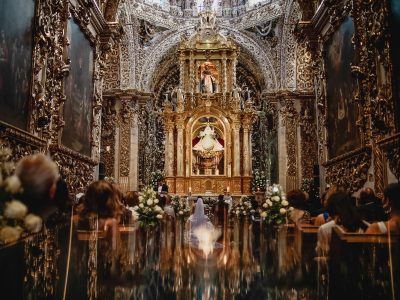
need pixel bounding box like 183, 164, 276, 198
325, 147, 371, 193
251, 97, 279, 184
299, 98, 318, 180
280, 97, 299, 190
138, 100, 165, 186
100, 96, 117, 178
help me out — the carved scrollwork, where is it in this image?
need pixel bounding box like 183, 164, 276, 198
0, 122, 46, 162
325, 147, 372, 193
281, 98, 299, 179
300, 99, 318, 180
100, 97, 117, 177
50, 145, 96, 193
379, 134, 400, 180
30, 0, 67, 138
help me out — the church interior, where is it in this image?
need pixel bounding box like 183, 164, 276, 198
0, 0, 399, 299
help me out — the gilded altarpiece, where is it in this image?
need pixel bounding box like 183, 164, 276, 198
161, 11, 256, 195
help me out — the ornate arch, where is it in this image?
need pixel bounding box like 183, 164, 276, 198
138, 25, 278, 92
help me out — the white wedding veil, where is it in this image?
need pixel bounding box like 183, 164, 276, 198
189, 198, 209, 228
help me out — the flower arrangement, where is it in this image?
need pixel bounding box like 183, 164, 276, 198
252, 169, 267, 192
150, 170, 165, 190
170, 195, 191, 218
258, 184, 293, 226
0, 148, 43, 244
129, 187, 164, 227
231, 196, 256, 218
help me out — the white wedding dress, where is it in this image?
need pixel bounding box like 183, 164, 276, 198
185, 199, 221, 256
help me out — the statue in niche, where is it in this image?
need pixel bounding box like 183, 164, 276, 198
232, 84, 242, 111
200, 63, 217, 94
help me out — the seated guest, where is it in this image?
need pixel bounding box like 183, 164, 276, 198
357, 187, 386, 222
287, 189, 310, 224
314, 185, 342, 226
316, 191, 368, 256
15, 154, 60, 221
157, 180, 169, 207
76, 180, 124, 231
366, 183, 400, 234
223, 189, 233, 211
123, 191, 139, 207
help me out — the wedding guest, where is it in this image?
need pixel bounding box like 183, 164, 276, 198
316, 191, 368, 256
123, 191, 139, 207
77, 180, 123, 228
15, 154, 60, 220
223, 189, 233, 211
357, 187, 386, 222
287, 189, 310, 224
313, 185, 341, 226
366, 183, 400, 234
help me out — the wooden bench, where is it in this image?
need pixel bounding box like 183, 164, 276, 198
329, 226, 399, 299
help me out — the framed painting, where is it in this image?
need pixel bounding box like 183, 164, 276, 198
61, 18, 94, 157
389, 0, 400, 131
324, 16, 361, 159
0, 0, 35, 130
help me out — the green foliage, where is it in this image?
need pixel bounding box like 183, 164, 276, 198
252, 169, 267, 192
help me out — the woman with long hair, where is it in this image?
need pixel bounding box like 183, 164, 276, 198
316, 191, 367, 256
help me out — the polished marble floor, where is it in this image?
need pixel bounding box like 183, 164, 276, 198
0, 216, 398, 300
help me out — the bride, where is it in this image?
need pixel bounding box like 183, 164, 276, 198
185, 198, 220, 256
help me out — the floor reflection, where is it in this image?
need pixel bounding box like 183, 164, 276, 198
65, 218, 319, 300
1, 216, 396, 299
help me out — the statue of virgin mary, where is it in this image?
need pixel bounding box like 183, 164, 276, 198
200, 65, 216, 93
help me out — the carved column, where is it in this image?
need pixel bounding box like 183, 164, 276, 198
176, 120, 185, 176
129, 108, 139, 191
165, 122, 175, 177
232, 122, 241, 176
243, 124, 251, 176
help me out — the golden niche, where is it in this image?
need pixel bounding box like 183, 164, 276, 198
162, 10, 256, 195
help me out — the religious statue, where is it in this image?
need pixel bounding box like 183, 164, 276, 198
200, 64, 216, 94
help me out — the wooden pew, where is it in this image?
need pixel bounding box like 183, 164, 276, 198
329, 226, 399, 299
295, 223, 319, 264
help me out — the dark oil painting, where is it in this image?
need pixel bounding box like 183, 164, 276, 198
324, 16, 361, 159
62, 19, 93, 157
390, 0, 400, 130
0, 0, 34, 129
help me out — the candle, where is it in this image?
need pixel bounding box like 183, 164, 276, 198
227, 186, 230, 193
189, 186, 192, 193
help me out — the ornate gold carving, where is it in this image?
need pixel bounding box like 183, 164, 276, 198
117, 99, 135, 177
281, 99, 299, 181
379, 134, 400, 180
300, 99, 318, 180
100, 97, 116, 177
0, 122, 46, 161
30, 0, 68, 138
296, 42, 314, 91
50, 145, 96, 193
325, 147, 371, 193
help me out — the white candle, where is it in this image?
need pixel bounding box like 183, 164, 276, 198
227, 186, 230, 193
189, 186, 192, 193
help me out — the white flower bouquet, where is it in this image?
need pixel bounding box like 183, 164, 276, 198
0, 148, 43, 244
170, 195, 191, 218
130, 187, 164, 227
258, 184, 293, 226
231, 196, 256, 219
